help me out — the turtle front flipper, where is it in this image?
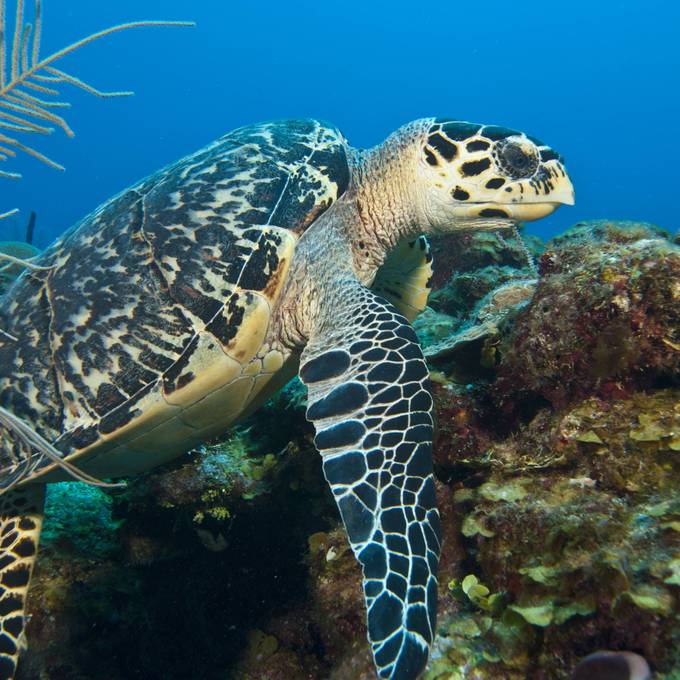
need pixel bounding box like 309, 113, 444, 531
0, 485, 44, 680
300, 284, 440, 679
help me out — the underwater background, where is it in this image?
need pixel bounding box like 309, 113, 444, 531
0, 2, 679, 680
1, 0, 680, 244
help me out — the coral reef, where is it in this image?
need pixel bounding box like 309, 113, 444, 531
16, 220, 680, 679
427, 228, 541, 320
493, 221, 679, 414
427, 388, 680, 679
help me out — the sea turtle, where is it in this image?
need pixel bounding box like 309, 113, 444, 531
0, 117, 574, 679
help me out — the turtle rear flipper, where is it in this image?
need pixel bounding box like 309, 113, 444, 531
0, 485, 44, 680
300, 284, 440, 679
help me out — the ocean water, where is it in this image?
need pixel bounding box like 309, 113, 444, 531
1, 0, 678, 247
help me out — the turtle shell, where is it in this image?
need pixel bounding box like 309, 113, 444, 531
0, 119, 350, 485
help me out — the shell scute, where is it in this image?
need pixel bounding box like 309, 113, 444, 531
0, 119, 350, 485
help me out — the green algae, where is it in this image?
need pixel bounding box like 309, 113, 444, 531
42, 482, 121, 558
430, 386, 680, 678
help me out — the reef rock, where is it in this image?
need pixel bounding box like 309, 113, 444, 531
493, 221, 679, 413
15, 220, 680, 679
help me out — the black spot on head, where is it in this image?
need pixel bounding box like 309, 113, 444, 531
365, 580, 382, 598
381, 485, 402, 509
423, 147, 438, 166
461, 158, 491, 176
481, 125, 521, 140
366, 450, 384, 470
363, 348, 387, 362
478, 208, 509, 218
381, 432, 403, 448
540, 147, 562, 163
452, 187, 470, 201
363, 433, 380, 449
349, 340, 372, 354
427, 133, 458, 161
485, 177, 506, 189
437, 121, 482, 140
466, 139, 490, 152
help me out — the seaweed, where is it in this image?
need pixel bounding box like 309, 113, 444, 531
0, 1, 194, 487
0, 0, 193, 209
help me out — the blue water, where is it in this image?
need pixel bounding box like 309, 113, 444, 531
1, 0, 678, 247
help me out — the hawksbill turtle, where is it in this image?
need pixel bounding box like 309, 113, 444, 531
0, 118, 573, 679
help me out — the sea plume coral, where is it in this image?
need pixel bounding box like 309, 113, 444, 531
0, 1, 194, 489
0, 0, 193, 203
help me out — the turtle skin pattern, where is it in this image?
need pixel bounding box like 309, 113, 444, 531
0, 486, 43, 680
0, 119, 350, 488
301, 283, 440, 678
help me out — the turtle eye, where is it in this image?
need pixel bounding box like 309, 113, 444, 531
495, 139, 539, 179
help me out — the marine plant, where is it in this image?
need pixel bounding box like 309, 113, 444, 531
0, 0, 193, 467
0, 0, 193, 210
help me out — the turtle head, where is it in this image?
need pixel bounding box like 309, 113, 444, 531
413, 118, 574, 232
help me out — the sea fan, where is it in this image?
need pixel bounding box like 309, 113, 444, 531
0, 0, 193, 198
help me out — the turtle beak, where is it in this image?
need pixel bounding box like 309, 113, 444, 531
514, 160, 575, 206
500, 160, 575, 221
548, 165, 575, 206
